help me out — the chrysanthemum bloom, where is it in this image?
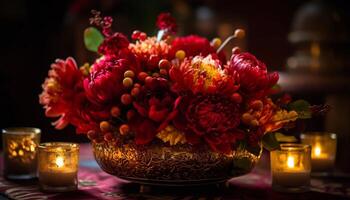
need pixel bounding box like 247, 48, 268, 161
98, 32, 129, 55
173, 95, 242, 153
39, 57, 108, 133
228, 52, 279, 97
169, 55, 238, 95
170, 35, 227, 64
98, 32, 140, 73
70, 95, 110, 133
129, 37, 171, 71
39, 57, 84, 129
131, 78, 179, 145
84, 56, 128, 105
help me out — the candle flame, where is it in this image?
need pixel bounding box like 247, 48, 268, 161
287, 156, 295, 168
55, 156, 64, 168
314, 146, 321, 157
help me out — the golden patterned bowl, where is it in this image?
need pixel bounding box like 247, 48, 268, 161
93, 142, 261, 186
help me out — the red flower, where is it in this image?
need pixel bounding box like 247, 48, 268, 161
170, 35, 227, 64
98, 32, 140, 72
98, 32, 129, 55
130, 78, 180, 145
169, 55, 238, 95
156, 12, 177, 33
173, 95, 242, 153
228, 52, 279, 97
69, 94, 110, 134
39, 57, 109, 133
131, 95, 179, 145
84, 57, 128, 105
129, 37, 171, 71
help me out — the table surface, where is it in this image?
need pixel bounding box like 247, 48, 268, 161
1, 143, 349, 200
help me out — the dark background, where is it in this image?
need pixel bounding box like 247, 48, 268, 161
0, 0, 349, 143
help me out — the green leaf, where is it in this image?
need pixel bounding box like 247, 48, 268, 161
275, 132, 297, 143
271, 84, 281, 90
288, 99, 312, 119
84, 27, 104, 52
262, 132, 280, 151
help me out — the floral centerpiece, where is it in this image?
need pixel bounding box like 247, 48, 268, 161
39, 11, 319, 185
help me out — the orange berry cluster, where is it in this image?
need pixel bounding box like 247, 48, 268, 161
89, 55, 174, 144
241, 100, 264, 127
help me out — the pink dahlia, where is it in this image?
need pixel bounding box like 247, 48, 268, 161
228, 52, 279, 97
84, 57, 128, 105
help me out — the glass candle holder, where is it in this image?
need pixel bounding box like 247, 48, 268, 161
300, 132, 337, 174
270, 144, 311, 193
2, 127, 41, 180
38, 142, 79, 192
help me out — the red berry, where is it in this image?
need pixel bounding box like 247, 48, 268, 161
160, 69, 168, 76
131, 30, 141, 40
232, 47, 241, 54
127, 110, 136, 120
139, 32, 147, 41
145, 76, 153, 85
104, 132, 114, 142
123, 77, 133, 88
124, 70, 135, 78
119, 124, 130, 135
152, 72, 160, 77
134, 83, 141, 88
131, 87, 140, 97
110, 106, 121, 117
231, 93, 242, 103
138, 72, 148, 81
100, 121, 110, 132
158, 59, 170, 69
87, 130, 98, 140
121, 94, 132, 105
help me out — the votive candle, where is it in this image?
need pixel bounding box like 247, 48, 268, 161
2, 127, 41, 180
301, 132, 337, 173
270, 144, 311, 192
38, 142, 79, 192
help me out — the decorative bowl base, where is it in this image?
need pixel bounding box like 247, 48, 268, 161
93, 142, 261, 186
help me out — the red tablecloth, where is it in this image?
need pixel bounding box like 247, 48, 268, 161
0, 144, 349, 200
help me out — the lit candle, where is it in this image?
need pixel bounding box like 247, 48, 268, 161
38, 143, 79, 192
301, 132, 336, 173
271, 144, 311, 192
2, 127, 41, 180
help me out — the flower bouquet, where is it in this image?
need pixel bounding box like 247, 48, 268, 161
39, 11, 318, 185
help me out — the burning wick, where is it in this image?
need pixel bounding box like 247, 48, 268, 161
287, 156, 295, 168
314, 146, 321, 157
55, 156, 64, 168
